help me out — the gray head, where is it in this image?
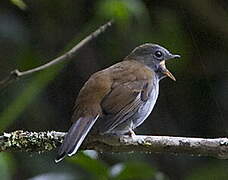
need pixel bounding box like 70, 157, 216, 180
126, 43, 180, 81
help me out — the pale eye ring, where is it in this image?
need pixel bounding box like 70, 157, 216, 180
155, 50, 163, 58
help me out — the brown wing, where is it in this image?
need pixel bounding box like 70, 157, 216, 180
99, 60, 154, 132
101, 81, 146, 114
72, 60, 154, 122
99, 81, 145, 133
101, 60, 154, 113
71, 70, 112, 121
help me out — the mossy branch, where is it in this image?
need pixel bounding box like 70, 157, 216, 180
1, 130, 228, 159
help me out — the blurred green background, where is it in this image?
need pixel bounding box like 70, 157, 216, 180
0, 0, 228, 179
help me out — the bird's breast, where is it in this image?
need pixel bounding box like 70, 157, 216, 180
132, 75, 160, 129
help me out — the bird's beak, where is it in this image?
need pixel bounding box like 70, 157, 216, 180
169, 54, 181, 59
159, 53, 180, 81
162, 69, 176, 81
161, 53, 181, 81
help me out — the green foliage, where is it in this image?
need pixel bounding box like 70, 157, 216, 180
68, 152, 109, 180
98, 0, 131, 23
110, 162, 155, 180
0, 22, 99, 131
0, 66, 62, 131
10, 0, 27, 10
0, 153, 15, 180
68, 152, 156, 180
97, 0, 149, 26
186, 162, 228, 180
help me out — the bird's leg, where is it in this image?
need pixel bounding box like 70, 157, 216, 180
127, 128, 136, 137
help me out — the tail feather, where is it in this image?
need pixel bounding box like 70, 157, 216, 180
55, 115, 99, 163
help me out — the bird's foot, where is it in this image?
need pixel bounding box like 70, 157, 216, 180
126, 129, 136, 138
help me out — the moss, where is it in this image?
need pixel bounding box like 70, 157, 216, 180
0, 130, 65, 153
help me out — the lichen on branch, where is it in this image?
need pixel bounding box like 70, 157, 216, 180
1, 130, 228, 160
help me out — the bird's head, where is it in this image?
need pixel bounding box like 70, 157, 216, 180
127, 43, 180, 81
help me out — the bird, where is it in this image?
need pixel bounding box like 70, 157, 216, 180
55, 43, 180, 163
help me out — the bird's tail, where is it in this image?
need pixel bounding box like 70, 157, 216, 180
55, 115, 99, 163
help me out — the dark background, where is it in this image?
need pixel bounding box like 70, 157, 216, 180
0, 0, 228, 179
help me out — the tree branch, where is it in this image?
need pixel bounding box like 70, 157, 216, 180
0, 20, 113, 90
1, 130, 228, 159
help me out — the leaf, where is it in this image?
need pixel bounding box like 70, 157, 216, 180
0, 153, 15, 180
110, 161, 155, 180
10, 0, 27, 10
68, 152, 109, 180
98, 0, 131, 22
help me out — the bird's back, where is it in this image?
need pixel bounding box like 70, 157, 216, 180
72, 60, 157, 135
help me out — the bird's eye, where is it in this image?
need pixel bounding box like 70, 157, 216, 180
155, 51, 163, 58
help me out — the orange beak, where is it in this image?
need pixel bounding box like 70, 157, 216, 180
163, 69, 176, 81
159, 60, 176, 81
